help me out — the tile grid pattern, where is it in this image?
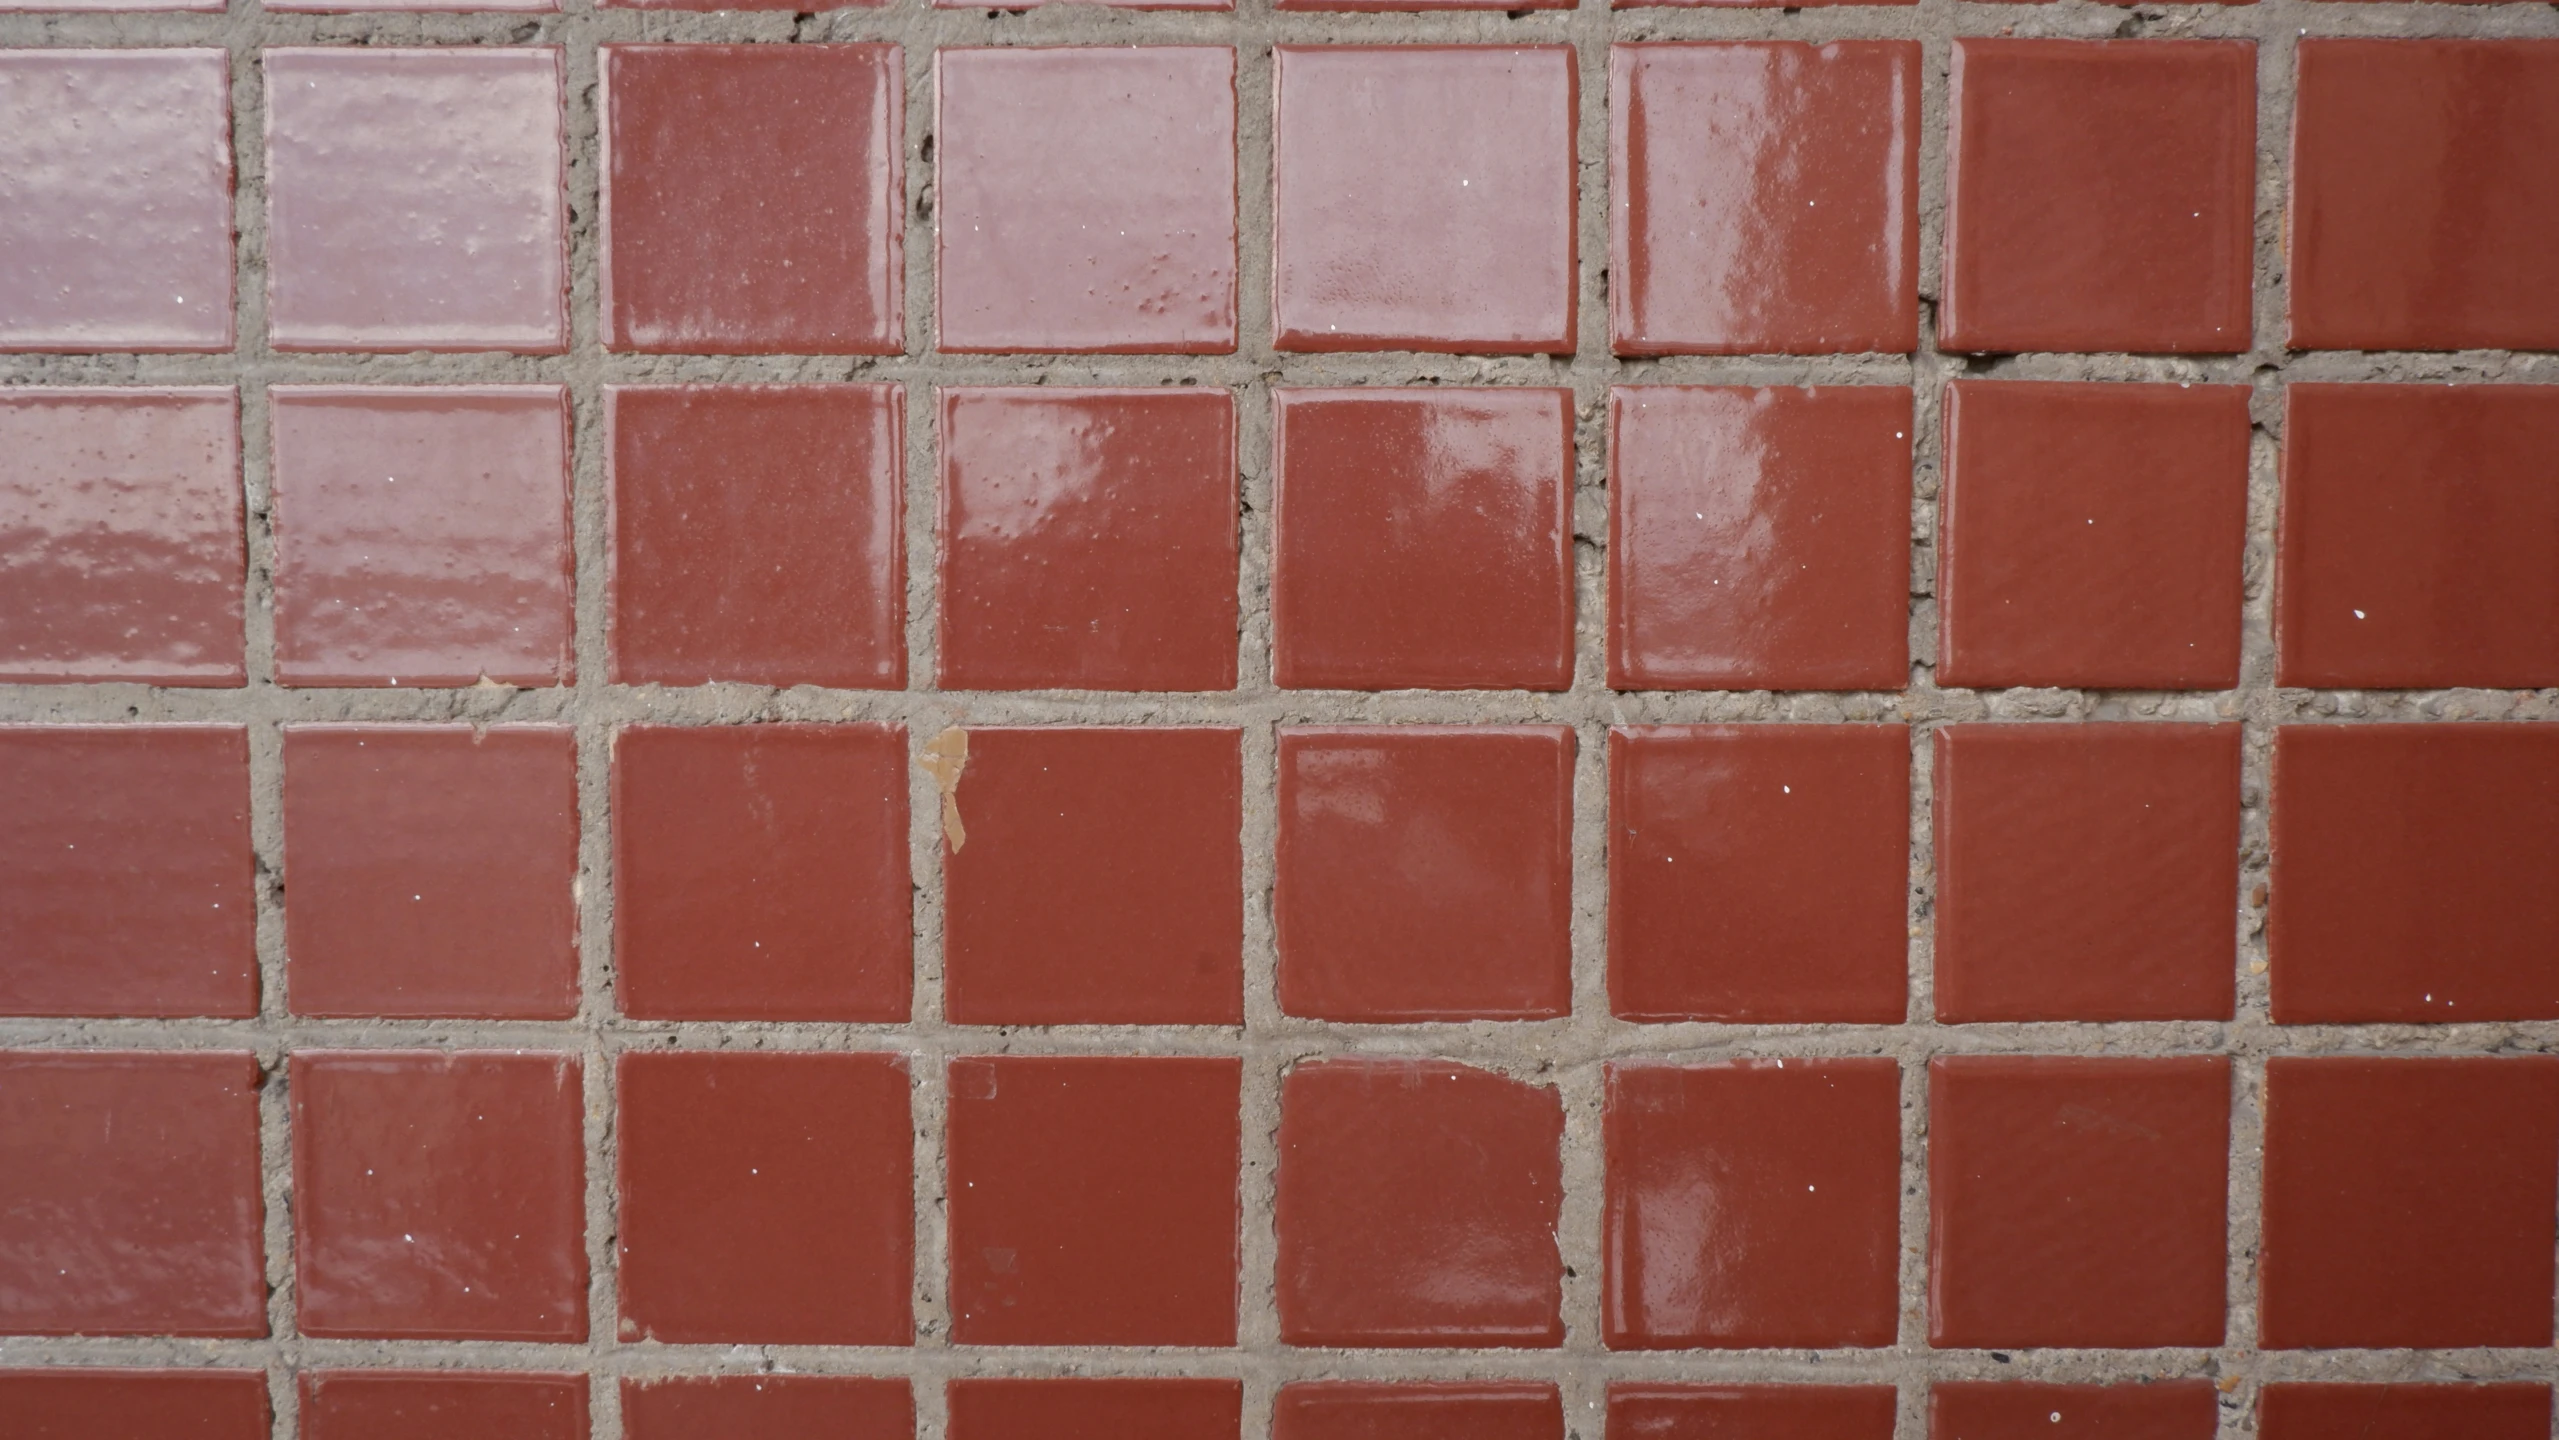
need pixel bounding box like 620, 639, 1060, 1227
2, 1, 2557, 1438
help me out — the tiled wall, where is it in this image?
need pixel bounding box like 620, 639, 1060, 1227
2, 0, 2557, 1435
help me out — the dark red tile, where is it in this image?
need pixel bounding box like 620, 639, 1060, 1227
935, 48, 1236, 354
2260, 1056, 2559, 1349
946, 1056, 1239, 1346
0, 726, 254, 1019
1608, 386, 1911, 690
283, 725, 577, 1020
1273, 47, 1575, 353
1276, 726, 1573, 1021
2290, 41, 2559, 350
602, 45, 899, 355
1610, 44, 1918, 355
1608, 726, 1909, 1023
301, 1374, 586, 1440
1934, 724, 2240, 1023
1609, 1386, 1897, 1440
948, 1380, 1239, 1440
0, 389, 242, 685
1938, 382, 2249, 689
291, 1050, 586, 1341
2278, 385, 2559, 689
263, 49, 564, 353
1930, 1384, 2218, 1440
623, 1377, 914, 1440
0, 51, 233, 352
0, 1371, 268, 1440
1605, 1060, 1901, 1349
1942, 41, 2254, 354
617, 1051, 912, 1345
270, 386, 571, 688
1276, 1058, 1563, 1347
941, 727, 1242, 1026
607, 384, 902, 689
613, 724, 909, 1023
938, 388, 1238, 691
2260, 1386, 2552, 1440
1929, 1056, 2229, 1348
1272, 388, 1574, 690
1275, 1383, 1561, 1440
2270, 725, 2559, 1023
0, 1052, 263, 1336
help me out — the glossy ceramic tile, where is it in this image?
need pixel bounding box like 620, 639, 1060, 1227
938, 388, 1238, 691
1928, 1056, 2230, 1347
1275, 1383, 1563, 1440
1929, 1384, 2219, 1440
945, 1056, 1240, 1346
2259, 1386, 2553, 1440
607, 384, 903, 689
1937, 382, 2250, 689
623, 1377, 915, 1440
290, 1050, 587, 1341
0, 1371, 269, 1439
1608, 726, 1909, 1023
1941, 41, 2254, 354
1272, 388, 1574, 690
300, 1374, 588, 1440
0, 1052, 264, 1336
1275, 726, 1573, 1021
2259, 1056, 2559, 1348
1610, 44, 1918, 355
612, 724, 910, 1023
0, 51, 232, 352
2289, 41, 2559, 350
263, 49, 564, 353
2269, 725, 2559, 1023
935, 48, 1237, 354
603, 45, 900, 355
1609, 1387, 1898, 1440
281, 726, 577, 1020
1604, 1060, 1901, 1348
1272, 47, 1575, 353
1933, 724, 2240, 1022
940, 727, 1243, 1026
2278, 385, 2559, 688
1607, 386, 1911, 690
0, 726, 254, 1019
948, 1379, 1241, 1440
616, 1052, 912, 1345
269, 387, 572, 687
1276, 1058, 1564, 1348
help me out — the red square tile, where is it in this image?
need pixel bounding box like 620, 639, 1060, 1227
1942, 41, 2254, 354
602, 45, 899, 355
0, 726, 254, 1018
2260, 1056, 2559, 1349
283, 725, 578, 1020
1938, 382, 2250, 689
2270, 725, 2559, 1023
942, 727, 1242, 1026
1608, 386, 1912, 691
270, 386, 571, 688
0, 389, 242, 685
1273, 47, 1575, 353
2260, 1386, 2552, 1440
1605, 1060, 1901, 1349
935, 48, 1236, 354
0, 1052, 263, 1336
1608, 726, 1908, 1023
1928, 1056, 2229, 1348
1608, 1387, 1897, 1440
613, 724, 910, 1023
617, 1051, 912, 1345
1930, 1385, 2217, 1440
0, 1371, 268, 1439
1277, 1058, 1563, 1347
623, 1378, 913, 1440
1610, 44, 1918, 355
1933, 724, 2240, 1023
301, 1374, 587, 1440
946, 1056, 1239, 1346
1272, 388, 1574, 690
263, 49, 564, 353
2278, 386, 2559, 689
948, 1380, 1239, 1440
291, 1050, 586, 1341
608, 384, 903, 689
1276, 726, 1573, 1021
2290, 41, 2559, 350
1275, 1383, 1561, 1440
938, 388, 1238, 691
0, 51, 233, 352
